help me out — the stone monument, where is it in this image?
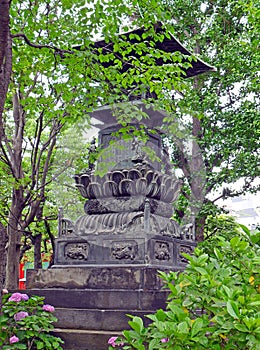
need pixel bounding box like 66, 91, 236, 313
27, 24, 214, 350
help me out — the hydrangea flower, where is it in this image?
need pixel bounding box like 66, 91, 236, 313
161, 338, 169, 343
14, 311, 29, 321
8, 292, 29, 302
42, 304, 55, 312
108, 337, 118, 347
21, 293, 29, 301
108, 336, 124, 347
10, 335, 19, 344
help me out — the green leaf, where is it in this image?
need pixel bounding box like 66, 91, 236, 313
191, 318, 204, 338
226, 300, 240, 319
234, 324, 249, 332
128, 316, 144, 334
194, 266, 208, 275
177, 321, 189, 334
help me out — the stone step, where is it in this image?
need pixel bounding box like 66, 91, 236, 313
53, 328, 121, 350
54, 307, 152, 331
27, 288, 168, 310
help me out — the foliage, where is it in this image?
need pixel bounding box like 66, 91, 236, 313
157, 0, 259, 229
1, 0, 259, 285
111, 226, 260, 349
204, 214, 243, 240
1, 0, 193, 288
0, 292, 63, 350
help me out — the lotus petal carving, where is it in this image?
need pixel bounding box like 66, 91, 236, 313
119, 179, 135, 196
87, 182, 102, 198
136, 177, 147, 195
103, 180, 118, 197
74, 165, 181, 204
112, 171, 125, 184
128, 168, 142, 180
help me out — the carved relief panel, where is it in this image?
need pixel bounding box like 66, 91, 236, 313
154, 241, 171, 261
111, 240, 138, 260
65, 242, 90, 261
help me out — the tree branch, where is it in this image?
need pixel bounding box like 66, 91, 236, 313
11, 33, 74, 56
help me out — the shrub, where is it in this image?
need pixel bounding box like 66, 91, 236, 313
0, 292, 64, 349
110, 226, 260, 349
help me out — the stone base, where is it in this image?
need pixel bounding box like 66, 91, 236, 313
52, 329, 119, 350
26, 287, 169, 350
26, 265, 177, 350
27, 265, 180, 290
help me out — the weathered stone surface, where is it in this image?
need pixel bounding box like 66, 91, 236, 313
52, 329, 119, 350
26, 263, 187, 291
84, 196, 174, 217
54, 308, 151, 331
26, 288, 168, 310
27, 266, 142, 290
24, 286, 169, 349
54, 234, 195, 266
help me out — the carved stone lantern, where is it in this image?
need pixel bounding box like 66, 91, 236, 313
53, 24, 214, 269
27, 25, 214, 350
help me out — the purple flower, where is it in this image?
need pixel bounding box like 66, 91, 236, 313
161, 338, 169, 343
42, 304, 55, 312
14, 311, 29, 321
8, 292, 29, 302
108, 336, 124, 347
20, 293, 29, 301
10, 335, 19, 344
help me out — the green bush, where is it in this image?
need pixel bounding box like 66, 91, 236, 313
0, 293, 63, 349
110, 226, 260, 349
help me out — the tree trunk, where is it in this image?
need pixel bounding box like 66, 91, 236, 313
44, 218, 55, 268
0, 0, 12, 140
0, 223, 8, 309
195, 216, 206, 243
34, 234, 42, 269
5, 230, 21, 290
5, 190, 24, 290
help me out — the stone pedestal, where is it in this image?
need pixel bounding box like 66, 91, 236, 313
26, 124, 196, 349
27, 259, 195, 349
23, 21, 215, 348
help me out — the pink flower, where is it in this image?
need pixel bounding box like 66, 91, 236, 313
161, 338, 169, 343
108, 336, 124, 347
14, 311, 29, 321
21, 293, 29, 301
10, 335, 19, 344
108, 337, 118, 347
42, 304, 55, 312
8, 292, 29, 302
2, 288, 9, 294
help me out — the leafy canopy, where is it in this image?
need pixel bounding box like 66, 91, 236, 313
116, 224, 260, 349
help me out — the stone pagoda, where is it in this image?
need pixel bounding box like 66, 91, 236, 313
27, 24, 214, 350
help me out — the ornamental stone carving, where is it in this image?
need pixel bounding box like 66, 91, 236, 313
84, 196, 174, 217
54, 123, 196, 268
65, 243, 89, 261
154, 241, 171, 261
74, 163, 181, 203
111, 240, 137, 260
